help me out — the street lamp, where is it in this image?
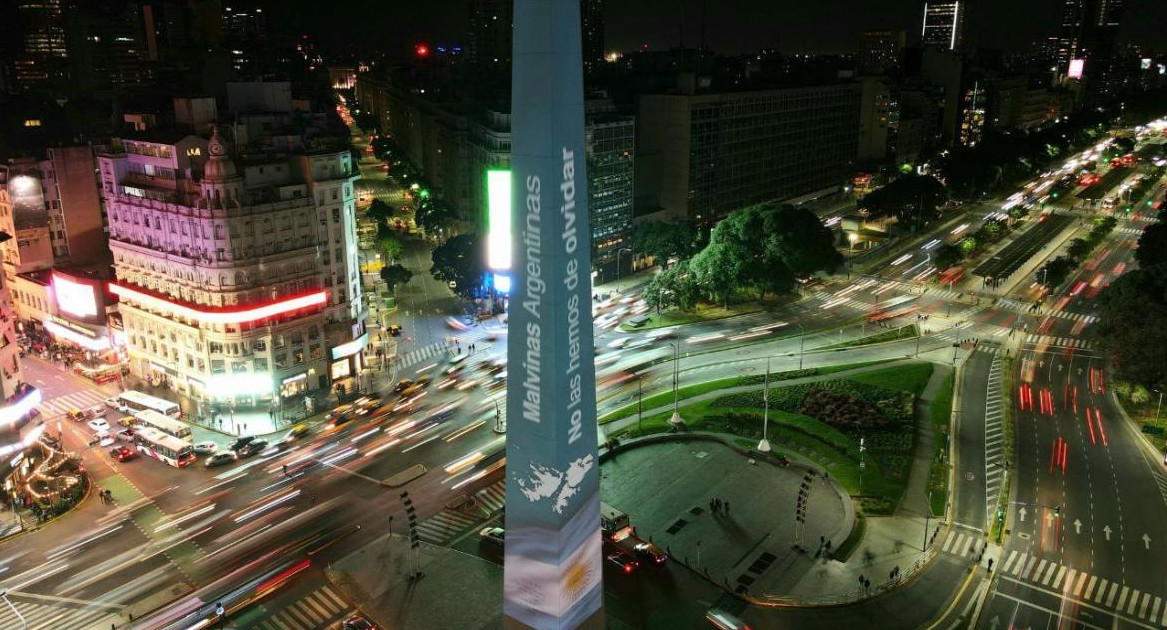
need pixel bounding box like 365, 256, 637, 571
668, 342, 684, 429
758, 358, 772, 453
848, 232, 858, 256
798, 323, 806, 371
615, 248, 633, 290
1156, 389, 1164, 419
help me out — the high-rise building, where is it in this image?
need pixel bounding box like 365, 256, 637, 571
8, 0, 70, 93
581, 0, 605, 76
859, 30, 906, 75
921, 1, 964, 51
585, 102, 633, 278
62, 0, 151, 93
101, 126, 365, 406
1057, 0, 1124, 98
636, 83, 861, 224
469, 0, 512, 65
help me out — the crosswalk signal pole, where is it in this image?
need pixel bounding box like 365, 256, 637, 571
400, 491, 423, 581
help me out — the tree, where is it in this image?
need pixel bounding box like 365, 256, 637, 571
1066, 237, 1092, 261
642, 261, 700, 314
1136, 223, 1167, 269
932, 243, 963, 270
631, 220, 699, 268
763, 205, 843, 278
415, 199, 453, 233
1036, 256, 1076, 288
377, 232, 404, 262
1095, 264, 1167, 389
430, 233, 485, 300
367, 198, 393, 223
688, 242, 740, 307
859, 175, 948, 228
380, 264, 413, 291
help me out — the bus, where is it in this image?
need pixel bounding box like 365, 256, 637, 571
135, 427, 196, 468
118, 390, 181, 418
133, 409, 193, 442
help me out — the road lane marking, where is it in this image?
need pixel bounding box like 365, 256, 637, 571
1035, 559, 1049, 581
1107, 583, 1119, 607
1003, 550, 1019, 573
994, 577, 1164, 630
1023, 556, 1038, 578
1151, 597, 1161, 624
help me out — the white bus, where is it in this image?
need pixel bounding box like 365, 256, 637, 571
118, 390, 181, 418
135, 427, 196, 468
133, 409, 193, 443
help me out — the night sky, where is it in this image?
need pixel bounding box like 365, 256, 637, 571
275, 0, 1167, 56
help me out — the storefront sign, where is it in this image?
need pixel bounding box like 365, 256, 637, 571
330, 332, 369, 360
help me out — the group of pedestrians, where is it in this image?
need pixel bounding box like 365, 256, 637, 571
98, 488, 114, 505
709, 497, 730, 516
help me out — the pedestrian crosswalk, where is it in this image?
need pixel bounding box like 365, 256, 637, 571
983, 358, 1006, 527
1117, 226, 1145, 237
474, 478, 506, 513
999, 550, 1167, 627
254, 585, 351, 630
36, 389, 110, 419
415, 508, 482, 545
940, 529, 985, 558
1024, 334, 1095, 350
0, 595, 120, 629
395, 341, 455, 370
394, 326, 502, 369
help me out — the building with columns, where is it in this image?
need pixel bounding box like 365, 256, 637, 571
101, 126, 365, 408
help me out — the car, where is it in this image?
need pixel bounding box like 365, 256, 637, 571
237, 439, 269, 458
283, 423, 310, 440
84, 405, 107, 419
96, 431, 116, 447
87, 418, 111, 433
192, 440, 218, 455
355, 396, 383, 413
397, 384, 424, 399
228, 436, 255, 452
387, 324, 402, 336
606, 550, 639, 574
706, 609, 752, 630
607, 337, 631, 349
626, 337, 654, 350
109, 445, 137, 462
105, 397, 129, 413
116, 427, 136, 442
67, 408, 85, 421
393, 378, 415, 394
479, 526, 505, 547
342, 616, 379, 630
205, 451, 237, 467
634, 541, 669, 565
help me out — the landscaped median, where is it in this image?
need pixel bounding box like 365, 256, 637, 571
819, 323, 919, 350
619, 301, 766, 332
602, 360, 938, 515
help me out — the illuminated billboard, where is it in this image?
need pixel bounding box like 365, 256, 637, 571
1068, 59, 1085, 79
53, 273, 99, 319
487, 169, 512, 270
7, 175, 49, 232
1142, 58, 1153, 70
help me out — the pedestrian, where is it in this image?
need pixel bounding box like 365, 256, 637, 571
820, 535, 825, 546
709, 498, 715, 513
724, 501, 730, 515
283, 464, 289, 477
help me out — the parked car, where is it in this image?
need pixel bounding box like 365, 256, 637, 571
87, 418, 111, 433
192, 440, 218, 455
606, 550, 639, 574
109, 445, 137, 462
342, 616, 379, 630
634, 541, 669, 565
205, 452, 237, 468
237, 439, 269, 458
96, 431, 116, 447
479, 526, 505, 547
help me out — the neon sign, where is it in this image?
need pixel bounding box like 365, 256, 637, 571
109, 284, 328, 325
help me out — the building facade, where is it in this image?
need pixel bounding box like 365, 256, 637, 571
469, 0, 513, 65
1057, 0, 1124, 100
101, 128, 365, 406
585, 107, 634, 278
921, 1, 964, 51
858, 30, 906, 76
636, 83, 861, 223
581, 0, 605, 76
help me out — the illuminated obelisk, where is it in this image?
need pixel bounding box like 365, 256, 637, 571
503, 0, 604, 628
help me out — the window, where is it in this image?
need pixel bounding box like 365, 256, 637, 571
209, 341, 223, 353
275, 353, 288, 368
232, 361, 248, 374
211, 360, 225, 374
293, 350, 304, 365
253, 339, 266, 351
332, 208, 340, 223
254, 358, 268, 372
310, 344, 322, 359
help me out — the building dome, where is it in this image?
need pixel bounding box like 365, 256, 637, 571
203, 125, 238, 181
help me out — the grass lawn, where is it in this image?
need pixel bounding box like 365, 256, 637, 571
820, 324, 918, 350
599, 359, 899, 424
846, 362, 935, 396
928, 372, 955, 517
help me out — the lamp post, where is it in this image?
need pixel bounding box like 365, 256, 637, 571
798, 323, 806, 371
1156, 389, 1164, 419
637, 373, 644, 435
758, 358, 772, 452
615, 247, 633, 291
668, 341, 684, 428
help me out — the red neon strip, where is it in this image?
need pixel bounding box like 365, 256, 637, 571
1049, 439, 1057, 474
109, 283, 327, 325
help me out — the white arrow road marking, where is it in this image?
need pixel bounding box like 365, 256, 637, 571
1103, 525, 1112, 541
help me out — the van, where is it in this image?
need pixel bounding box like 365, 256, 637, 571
600, 502, 630, 540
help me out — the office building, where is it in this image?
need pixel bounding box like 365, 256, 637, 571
7, 0, 70, 93
62, 0, 151, 93
101, 126, 366, 406
1057, 0, 1124, 98
921, 1, 964, 51
859, 30, 906, 75
636, 83, 861, 224
585, 103, 634, 278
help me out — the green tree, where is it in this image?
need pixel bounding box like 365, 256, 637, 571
688, 242, 740, 307
430, 233, 485, 300
631, 220, 699, 268
377, 232, 405, 262
379, 263, 413, 291
932, 243, 963, 270
367, 198, 393, 223
1136, 223, 1167, 269
1066, 237, 1092, 261
1095, 263, 1167, 389
415, 200, 454, 233
764, 205, 843, 278
859, 175, 948, 228
1036, 256, 1076, 288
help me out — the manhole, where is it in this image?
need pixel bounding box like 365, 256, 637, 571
964, 471, 976, 481
665, 519, 689, 535
690, 506, 705, 516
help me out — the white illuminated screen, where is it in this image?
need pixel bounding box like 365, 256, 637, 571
54, 275, 98, 318
1068, 59, 1085, 79
487, 170, 511, 270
